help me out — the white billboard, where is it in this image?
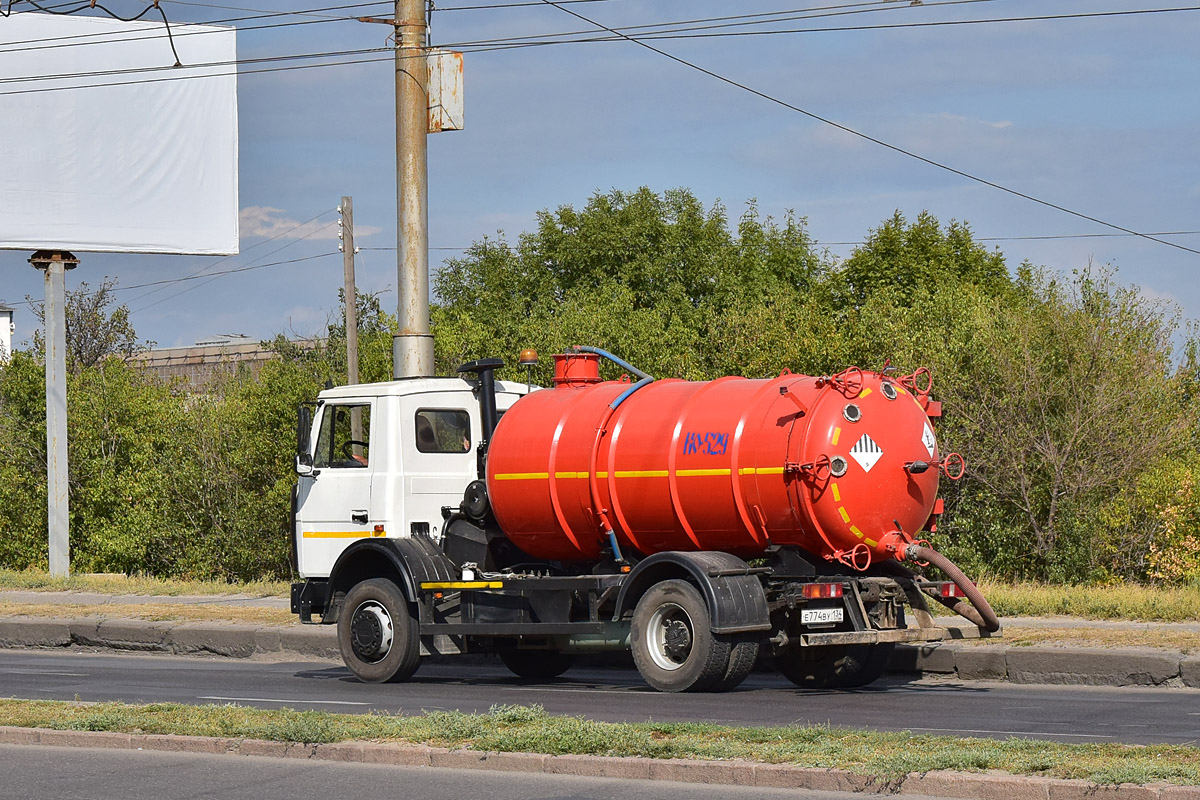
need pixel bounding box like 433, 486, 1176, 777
0, 13, 239, 255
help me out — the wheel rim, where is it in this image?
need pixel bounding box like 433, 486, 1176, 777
349, 601, 394, 663
646, 602, 693, 671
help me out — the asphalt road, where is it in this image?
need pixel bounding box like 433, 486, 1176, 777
0, 744, 891, 800
1, 649, 1197, 745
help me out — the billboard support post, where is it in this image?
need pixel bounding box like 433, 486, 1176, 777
30, 250, 78, 578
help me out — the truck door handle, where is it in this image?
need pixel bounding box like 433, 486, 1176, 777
351, 510, 368, 524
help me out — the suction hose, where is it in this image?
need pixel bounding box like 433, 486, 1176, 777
904, 544, 1001, 633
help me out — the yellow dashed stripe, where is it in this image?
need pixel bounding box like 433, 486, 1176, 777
831, 426, 841, 446
503, 468, 787, 480
420, 581, 504, 590
838, 507, 850, 523
831, 483, 841, 502
865, 538, 878, 547
859, 387, 873, 398
850, 525, 864, 539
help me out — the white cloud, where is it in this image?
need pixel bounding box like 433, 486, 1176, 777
239, 206, 382, 241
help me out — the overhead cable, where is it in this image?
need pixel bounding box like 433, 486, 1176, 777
534, 0, 1200, 259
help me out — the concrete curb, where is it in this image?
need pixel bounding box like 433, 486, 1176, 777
1, 725, 1196, 798
891, 643, 1200, 688
2, 615, 1200, 688
0, 616, 341, 661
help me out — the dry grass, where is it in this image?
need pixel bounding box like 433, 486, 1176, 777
968, 624, 1200, 653
980, 580, 1200, 622
0, 699, 1197, 786
0, 569, 288, 598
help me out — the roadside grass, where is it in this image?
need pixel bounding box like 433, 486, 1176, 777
0, 699, 1198, 785
0, 601, 295, 626
0, 570, 288, 598
980, 580, 1200, 622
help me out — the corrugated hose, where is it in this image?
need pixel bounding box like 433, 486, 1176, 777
905, 543, 1001, 633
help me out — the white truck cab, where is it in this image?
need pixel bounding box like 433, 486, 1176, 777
293, 375, 528, 580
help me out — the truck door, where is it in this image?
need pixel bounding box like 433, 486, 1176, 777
401, 403, 476, 541
295, 401, 374, 577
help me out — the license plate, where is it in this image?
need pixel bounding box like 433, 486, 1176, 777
801, 607, 844, 625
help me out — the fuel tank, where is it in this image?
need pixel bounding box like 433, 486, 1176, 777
486, 353, 945, 568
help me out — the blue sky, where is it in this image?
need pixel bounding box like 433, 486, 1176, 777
2, 0, 1198, 350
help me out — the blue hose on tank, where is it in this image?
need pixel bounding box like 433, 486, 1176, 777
571, 347, 655, 409
574, 346, 653, 381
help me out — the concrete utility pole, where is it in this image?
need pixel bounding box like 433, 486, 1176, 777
393, 0, 434, 378
339, 196, 360, 390
30, 250, 78, 577
339, 196, 364, 454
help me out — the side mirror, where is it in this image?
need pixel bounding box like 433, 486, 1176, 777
295, 451, 318, 478
296, 404, 317, 477
297, 404, 312, 455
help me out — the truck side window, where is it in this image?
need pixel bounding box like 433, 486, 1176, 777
415, 409, 470, 453
315, 404, 371, 468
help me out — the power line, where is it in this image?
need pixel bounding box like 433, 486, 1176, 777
444, 0, 1003, 48
0, 44, 388, 86
535, 0, 1200, 259
365, 231, 1200, 252
125, 209, 335, 306
589, 5, 1200, 43
131, 220, 343, 314
0, 0, 1004, 57
438, 0, 622, 10
3, 0, 1176, 65
0, 8, 383, 57
161, 0, 389, 21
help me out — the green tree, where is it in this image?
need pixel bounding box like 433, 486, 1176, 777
29, 278, 150, 373
837, 211, 1011, 307
432, 187, 825, 381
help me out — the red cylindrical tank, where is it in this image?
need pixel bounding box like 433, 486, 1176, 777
487, 358, 943, 569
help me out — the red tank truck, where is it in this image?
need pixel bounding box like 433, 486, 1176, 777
290, 347, 999, 692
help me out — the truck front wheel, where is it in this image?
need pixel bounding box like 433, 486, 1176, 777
338, 578, 421, 683
631, 579, 733, 693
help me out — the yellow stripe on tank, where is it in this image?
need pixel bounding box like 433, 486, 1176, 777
493, 472, 549, 481
831, 427, 842, 446
850, 525, 864, 539
839, 507, 850, 523
831, 483, 841, 502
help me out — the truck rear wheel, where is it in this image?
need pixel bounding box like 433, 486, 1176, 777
499, 649, 574, 679
775, 643, 894, 689
631, 579, 734, 693
338, 578, 421, 683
